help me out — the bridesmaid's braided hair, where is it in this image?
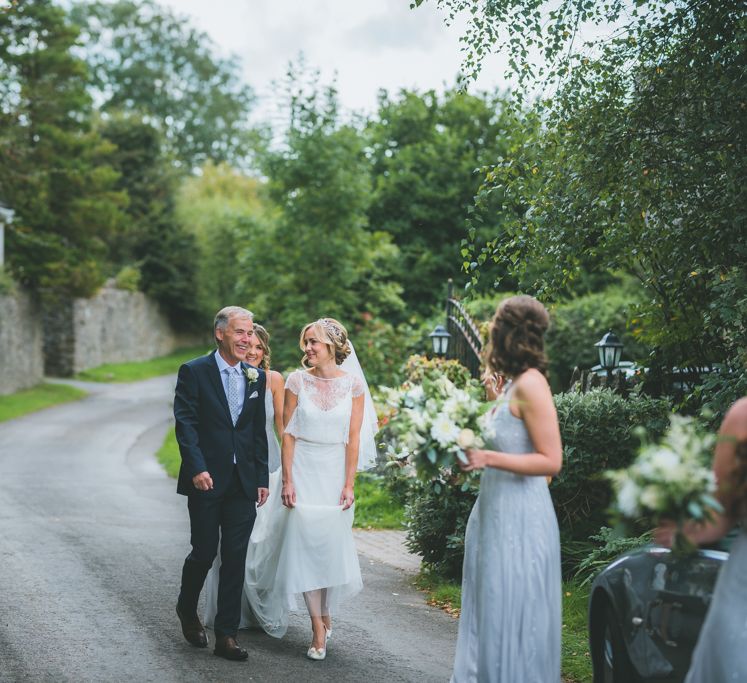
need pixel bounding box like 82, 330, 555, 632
251, 324, 271, 371
485, 295, 550, 379
299, 317, 352, 367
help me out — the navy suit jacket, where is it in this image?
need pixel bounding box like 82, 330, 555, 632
173, 351, 269, 499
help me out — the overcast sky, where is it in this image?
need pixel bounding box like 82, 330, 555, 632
156, 0, 510, 121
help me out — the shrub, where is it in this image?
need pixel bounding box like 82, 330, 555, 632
114, 265, 142, 292
380, 354, 481, 578
401, 354, 474, 387
572, 527, 653, 586
551, 389, 671, 539
461, 285, 649, 393
404, 478, 477, 581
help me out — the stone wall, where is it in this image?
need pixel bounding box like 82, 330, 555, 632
59, 286, 201, 376
0, 285, 204, 390
0, 290, 44, 395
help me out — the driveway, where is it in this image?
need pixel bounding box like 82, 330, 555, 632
0, 376, 457, 682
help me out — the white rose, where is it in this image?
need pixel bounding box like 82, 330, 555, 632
456, 428, 477, 450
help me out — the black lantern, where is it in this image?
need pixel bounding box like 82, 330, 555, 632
595, 330, 623, 372
429, 324, 451, 357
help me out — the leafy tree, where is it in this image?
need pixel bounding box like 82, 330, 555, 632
236, 71, 406, 372
367, 87, 518, 315
419, 0, 747, 370
100, 114, 202, 325
70, 0, 256, 170
0, 0, 126, 298
175, 161, 275, 318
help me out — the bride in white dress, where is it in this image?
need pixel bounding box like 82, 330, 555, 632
205, 317, 377, 661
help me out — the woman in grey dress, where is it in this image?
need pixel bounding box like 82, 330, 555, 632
452, 295, 563, 683
655, 397, 747, 683
245, 325, 284, 473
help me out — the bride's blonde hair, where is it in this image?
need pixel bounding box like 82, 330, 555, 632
299, 318, 352, 367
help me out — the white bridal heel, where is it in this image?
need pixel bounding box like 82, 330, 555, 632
306, 646, 326, 661
306, 624, 331, 660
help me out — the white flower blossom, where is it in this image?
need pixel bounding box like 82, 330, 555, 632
456, 428, 478, 450
430, 414, 461, 448
617, 477, 641, 518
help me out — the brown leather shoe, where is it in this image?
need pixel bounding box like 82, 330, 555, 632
176, 604, 208, 648
214, 635, 248, 661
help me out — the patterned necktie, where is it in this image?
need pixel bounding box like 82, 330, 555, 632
226, 367, 240, 425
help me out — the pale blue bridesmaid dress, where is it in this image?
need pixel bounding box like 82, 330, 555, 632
451, 386, 562, 683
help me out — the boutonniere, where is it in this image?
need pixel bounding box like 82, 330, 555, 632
243, 366, 259, 385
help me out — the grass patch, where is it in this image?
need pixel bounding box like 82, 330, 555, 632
0, 383, 87, 422
354, 472, 406, 529
413, 569, 592, 682
156, 429, 180, 478
414, 570, 462, 617
561, 580, 592, 682
76, 346, 211, 382
155, 435, 407, 532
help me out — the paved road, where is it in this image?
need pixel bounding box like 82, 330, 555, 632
0, 376, 456, 683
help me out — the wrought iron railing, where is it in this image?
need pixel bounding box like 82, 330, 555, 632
445, 280, 484, 379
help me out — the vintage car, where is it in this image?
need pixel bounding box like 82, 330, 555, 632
588, 543, 730, 683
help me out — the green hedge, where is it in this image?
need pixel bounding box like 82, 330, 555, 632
551, 388, 671, 536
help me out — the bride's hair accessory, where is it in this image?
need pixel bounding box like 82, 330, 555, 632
299, 317, 352, 366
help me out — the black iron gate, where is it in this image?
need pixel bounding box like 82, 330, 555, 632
445, 280, 484, 379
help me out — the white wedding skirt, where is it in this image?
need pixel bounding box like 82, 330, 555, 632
204, 438, 362, 637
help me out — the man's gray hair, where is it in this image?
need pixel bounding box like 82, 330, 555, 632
214, 306, 254, 344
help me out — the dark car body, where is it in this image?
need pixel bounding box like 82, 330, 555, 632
588, 545, 728, 683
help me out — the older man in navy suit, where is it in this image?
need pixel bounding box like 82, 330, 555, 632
174, 306, 269, 662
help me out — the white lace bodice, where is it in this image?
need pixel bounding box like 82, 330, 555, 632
285, 370, 364, 445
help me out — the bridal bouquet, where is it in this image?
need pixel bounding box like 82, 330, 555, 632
381, 373, 490, 482
607, 414, 722, 554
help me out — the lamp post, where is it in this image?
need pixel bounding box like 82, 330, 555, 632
429, 324, 451, 357
594, 330, 623, 380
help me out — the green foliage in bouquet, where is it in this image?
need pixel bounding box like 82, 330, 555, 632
607, 414, 722, 555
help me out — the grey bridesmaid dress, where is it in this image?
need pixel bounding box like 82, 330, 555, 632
451, 386, 562, 683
